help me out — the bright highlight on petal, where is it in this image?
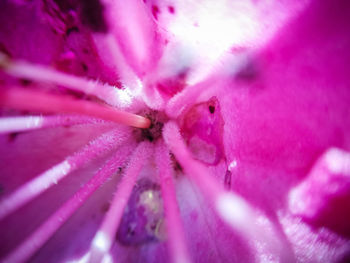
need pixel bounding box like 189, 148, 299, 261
0, 115, 103, 134
0, 115, 44, 133
167, 1, 259, 53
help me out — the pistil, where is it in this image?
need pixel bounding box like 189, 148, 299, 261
0, 88, 151, 128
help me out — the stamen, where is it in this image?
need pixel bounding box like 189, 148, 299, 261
155, 141, 192, 263
0, 115, 104, 134
0, 88, 151, 128
0, 128, 130, 221
163, 122, 257, 238
88, 141, 153, 263
1, 145, 134, 263
101, 0, 159, 76
0, 53, 120, 106
97, 34, 143, 92
166, 76, 219, 118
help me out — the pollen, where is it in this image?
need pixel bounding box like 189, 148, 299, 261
116, 178, 165, 246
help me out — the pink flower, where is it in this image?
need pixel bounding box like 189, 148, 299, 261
0, 0, 350, 262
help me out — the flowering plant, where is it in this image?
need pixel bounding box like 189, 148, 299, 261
0, 0, 349, 262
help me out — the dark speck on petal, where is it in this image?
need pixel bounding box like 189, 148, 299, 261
168, 6, 175, 14
66, 26, 79, 36
80, 0, 108, 33
8, 132, 20, 142
235, 59, 259, 82
152, 5, 160, 20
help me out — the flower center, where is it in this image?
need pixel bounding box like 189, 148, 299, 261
135, 110, 168, 142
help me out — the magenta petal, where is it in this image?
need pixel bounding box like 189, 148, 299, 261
1, 0, 350, 262
290, 148, 350, 237
0, 1, 62, 64
219, 0, 350, 202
